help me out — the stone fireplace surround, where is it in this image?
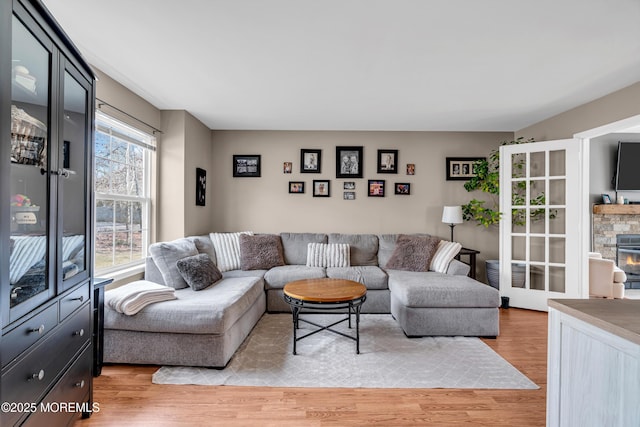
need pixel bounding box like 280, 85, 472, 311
593, 204, 640, 288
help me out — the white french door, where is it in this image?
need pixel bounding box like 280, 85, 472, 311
499, 139, 587, 311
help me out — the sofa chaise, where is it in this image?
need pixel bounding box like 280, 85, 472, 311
103, 232, 499, 368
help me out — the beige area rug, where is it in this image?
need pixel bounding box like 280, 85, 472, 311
152, 313, 538, 389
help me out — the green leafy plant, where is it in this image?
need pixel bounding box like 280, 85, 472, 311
462, 137, 552, 227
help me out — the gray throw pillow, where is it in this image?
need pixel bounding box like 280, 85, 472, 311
239, 234, 285, 270
385, 234, 440, 272
176, 254, 223, 291
148, 238, 198, 289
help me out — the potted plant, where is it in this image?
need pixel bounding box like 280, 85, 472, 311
462, 137, 552, 289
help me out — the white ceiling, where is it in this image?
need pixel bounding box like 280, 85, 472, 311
42, 0, 640, 131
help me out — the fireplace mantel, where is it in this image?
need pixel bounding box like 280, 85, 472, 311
593, 204, 640, 215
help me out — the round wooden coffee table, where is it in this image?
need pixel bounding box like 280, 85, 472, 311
283, 278, 367, 355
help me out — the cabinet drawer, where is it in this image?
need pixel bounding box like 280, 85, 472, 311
1, 303, 58, 368
60, 283, 90, 321
22, 346, 93, 427
0, 304, 90, 427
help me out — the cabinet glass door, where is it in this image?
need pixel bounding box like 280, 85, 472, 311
59, 70, 89, 289
9, 15, 53, 311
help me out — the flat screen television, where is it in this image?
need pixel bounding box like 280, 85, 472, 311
615, 141, 640, 191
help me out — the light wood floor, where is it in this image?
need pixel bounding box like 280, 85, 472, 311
77, 308, 548, 426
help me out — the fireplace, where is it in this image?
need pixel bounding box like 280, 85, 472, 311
616, 234, 640, 288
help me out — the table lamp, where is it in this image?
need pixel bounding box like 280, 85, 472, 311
442, 205, 463, 242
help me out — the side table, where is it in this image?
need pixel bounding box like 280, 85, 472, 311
93, 277, 113, 377
457, 248, 480, 279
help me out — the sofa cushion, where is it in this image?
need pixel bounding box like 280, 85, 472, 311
388, 270, 499, 308
148, 238, 199, 290
326, 266, 388, 290
210, 231, 254, 272
385, 234, 440, 272
429, 240, 462, 273
187, 235, 217, 265
280, 232, 327, 265
176, 253, 223, 291
328, 234, 379, 266
239, 234, 285, 270
306, 243, 350, 267
377, 234, 399, 269
263, 265, 326, 290
104, 276, 265, 335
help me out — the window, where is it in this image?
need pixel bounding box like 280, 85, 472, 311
94, 111, 154, 273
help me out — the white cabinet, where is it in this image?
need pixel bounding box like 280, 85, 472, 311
547, 300, 640, 427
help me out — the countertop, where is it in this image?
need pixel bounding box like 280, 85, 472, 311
548, 299, 640, 346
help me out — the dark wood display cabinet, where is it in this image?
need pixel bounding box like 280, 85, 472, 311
0, 1, 96, 425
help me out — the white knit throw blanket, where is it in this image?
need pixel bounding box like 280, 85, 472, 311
106, 280, 176, 316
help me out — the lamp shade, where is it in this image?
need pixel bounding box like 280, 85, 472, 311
442, 206, 463, 225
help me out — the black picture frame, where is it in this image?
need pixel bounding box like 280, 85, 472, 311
368, 180, 385, 197
313, 180, 331, 197
601, 194, 612, 204
196, 167, 206, 206
377, 149, 398, 174
336, 146, 363, 178
233, 154, 261, 177
446, 157, 485, 181
395, 182, 411, 195
289, 181, 305, 194
301, 149, 321, 173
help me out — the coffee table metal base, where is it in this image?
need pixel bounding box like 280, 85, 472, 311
284, 295, 366, 355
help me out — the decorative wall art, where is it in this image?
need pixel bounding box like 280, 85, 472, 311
196, 167, 206, 206
406, 163, 415, 175
289, 181, 305, 194
368, 180, 385, 197
301, 149, 321, 173
445, 157, 485, 181
313, 180, 331, 197
344, 192, 356, 200
377, 149, 398, 174
283, 162, 292, 174
336, 146, 363, 178
233, 155, 261, 177
395, 183, 410, 195
343, 182, 355, 190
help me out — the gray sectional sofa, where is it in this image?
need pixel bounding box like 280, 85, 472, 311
103, 232, 499, 368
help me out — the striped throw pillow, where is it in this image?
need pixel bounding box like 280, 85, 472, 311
429, 240, 462, 273
209, 231, 254, 272
306, 243, 350, 268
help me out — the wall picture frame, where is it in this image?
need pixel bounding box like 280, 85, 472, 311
313, 180, 331, 197
283, 162, 292, 173
395, 182, 410, 195
289, 181, 305, 194
343, 191, 356, 200
406, 163, 415, 175
601, 194, 612, 204
196, 167, 206, 206
233, 154, 261, 177
446, 157, 485, 181
368, 180, 385, 197
377, 149, 398, 174
336, 146, 363, 178
301, 149, 321, 173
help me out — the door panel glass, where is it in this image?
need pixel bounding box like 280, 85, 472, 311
61, 71, 87, 284
9, 16, 51, 308
549, 179, 566, 205
530, 265, 546, 290
549, 267, 565, 293
530, 151, 546, 177
549, 238, 565, 264
512, 153, 526, 178
550, 208, 566, 234
549, 150, 566, 176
